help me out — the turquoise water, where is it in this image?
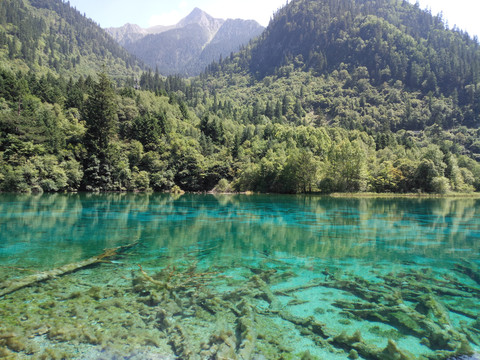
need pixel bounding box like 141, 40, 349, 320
0, 193, 479, 359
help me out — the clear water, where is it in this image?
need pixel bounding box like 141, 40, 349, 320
0, 193, 479, 359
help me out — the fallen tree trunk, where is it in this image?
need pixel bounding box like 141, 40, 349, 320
0, 240, 139, 298
454, 263, 480, 285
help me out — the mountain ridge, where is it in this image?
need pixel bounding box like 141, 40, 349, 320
0, 0, 143, 80
203, 0, 480, 143
106, 8, 264, 76
245, 0, 480, 96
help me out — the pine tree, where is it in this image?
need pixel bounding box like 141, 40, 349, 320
84, 72, 117, 152
82, 72, 118, 191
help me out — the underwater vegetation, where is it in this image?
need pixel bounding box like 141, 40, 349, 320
0, 240, 479, 359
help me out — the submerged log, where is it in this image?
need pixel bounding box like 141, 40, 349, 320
273, 277, 391, 304
156, 308, 199, 359
168, 324, 197, 360
0, 240, 139, 298
337, 300, 473, 354
418, 294, 452, 327
454, 263, 480, 285
445, 305, 479, 321
332, 332, 415, 360
278, 309, 416, 360
381, 274, 477, 299
237, 301, 257, 360
278, 311, 333, 342
200, 330, 238, 359
198, 302, 257, 360
138, 263, 218, 293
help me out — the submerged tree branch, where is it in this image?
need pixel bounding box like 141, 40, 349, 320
0, 240, 139, 298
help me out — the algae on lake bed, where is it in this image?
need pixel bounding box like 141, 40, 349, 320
1, 194, 479, 359
1, 249, 479, 359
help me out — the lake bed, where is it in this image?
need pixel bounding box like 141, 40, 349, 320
0, 193, 479, 359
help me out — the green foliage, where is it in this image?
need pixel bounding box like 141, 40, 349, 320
369, 160, 404, 193
0, 152, 81, 193
283, 149, 321, 193
131, 169, 150, 191
0, 0, 142, 81
246, 0, 480, 103
214, 178, 233, 193
322, 139, 368, 192
83, 72, 117, 152
1, 62, 479, 194
431, 176, 451, 194
1, 0, 480, 195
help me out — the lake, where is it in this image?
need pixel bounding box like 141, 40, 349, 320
0, 193, 479, 359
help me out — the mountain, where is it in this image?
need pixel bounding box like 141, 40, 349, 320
107, 8, 264, 76
209, 0, 480, 129
106, 23, 149, 45
176, 7, 224, 35
197, 19, 265, 70
0, 0, 143, 81
106, 23, 175, 45
247, 0, 480, 98
129, 23, 214, 76
2, 0, 480, 197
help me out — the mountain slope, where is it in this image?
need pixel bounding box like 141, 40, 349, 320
108, 8, 264, 76
206, 0, 480, 131
106, 23, 176, 46
176, 7, 225, 36
0, 0, 143, 80
106, 23, 148, 46
127, 23, 213, 76
1, 0, 480, 198
248, 0, 480, 98
200, 19, 263, 62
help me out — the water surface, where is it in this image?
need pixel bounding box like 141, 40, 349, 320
0, 193, 479, 359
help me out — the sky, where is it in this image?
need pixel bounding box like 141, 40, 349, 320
67, 0, 287, 28
67, 0, 480, 38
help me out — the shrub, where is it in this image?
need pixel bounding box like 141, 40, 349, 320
431, 176, 451, 194
214, 178, 232, 193
131, 170, 150, 191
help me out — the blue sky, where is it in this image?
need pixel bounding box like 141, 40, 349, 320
68, 0, 287, 28
68, 0, 480, 38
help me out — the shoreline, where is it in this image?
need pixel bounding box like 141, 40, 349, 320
1, 190, 480, 198
327, 192, 480, 198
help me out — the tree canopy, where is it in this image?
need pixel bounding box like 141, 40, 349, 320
1, 0, 480, 194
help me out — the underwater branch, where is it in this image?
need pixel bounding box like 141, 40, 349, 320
0, 240, 139, 298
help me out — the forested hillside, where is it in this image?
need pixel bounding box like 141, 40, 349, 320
0, 0, 142, 80
214, 0, 480, 127
1, 0, 480, 195
249, 0, 480, 98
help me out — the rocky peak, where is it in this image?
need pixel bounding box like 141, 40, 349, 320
177, 7, 225, 40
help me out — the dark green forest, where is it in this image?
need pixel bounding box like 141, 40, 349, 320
1, 0, 480, 194
0, 0, 142, 79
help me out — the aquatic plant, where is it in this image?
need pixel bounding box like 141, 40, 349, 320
1, 244, 479, 358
